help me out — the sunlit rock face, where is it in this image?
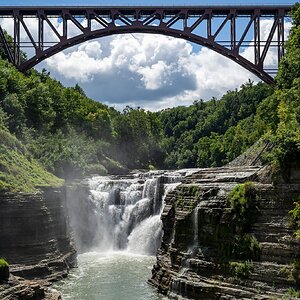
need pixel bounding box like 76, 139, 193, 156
149, 166, 300, 299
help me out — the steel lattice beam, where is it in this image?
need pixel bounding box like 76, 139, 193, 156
0, 5, 292, 84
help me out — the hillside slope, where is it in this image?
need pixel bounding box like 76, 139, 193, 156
0, 128, 63, 192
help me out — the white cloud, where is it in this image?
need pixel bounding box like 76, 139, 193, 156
43, 32, 255, 110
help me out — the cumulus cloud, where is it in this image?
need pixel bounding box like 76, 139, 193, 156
0, 16, 292, 110
43, 33, 257, 110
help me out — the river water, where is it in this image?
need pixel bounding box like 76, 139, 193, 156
54, 170, 196, 300
53, 252, 165, 300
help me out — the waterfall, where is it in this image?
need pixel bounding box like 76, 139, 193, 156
67, 170, 191, 255
193, 206, 199, 246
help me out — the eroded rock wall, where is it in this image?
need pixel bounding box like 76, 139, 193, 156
0, 187, 76, 299
150, 166, 300, 299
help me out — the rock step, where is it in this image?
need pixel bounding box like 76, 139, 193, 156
260, 242, 299, 264
170, 272, 284, 300
252, 231, 294, 243
257, 199, 294, 210
255, 208, 291, 217
186, 258, 297, 288
252, 220, 291, 232
186, 166, 261, 178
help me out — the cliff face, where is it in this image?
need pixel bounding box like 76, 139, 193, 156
150, 166, 300, 299
0, 187, 76, 299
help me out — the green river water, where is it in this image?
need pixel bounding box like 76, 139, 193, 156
53, 251, 167, 300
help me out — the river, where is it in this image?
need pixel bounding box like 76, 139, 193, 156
53, 252, 165, 300
54, 170, 196, 300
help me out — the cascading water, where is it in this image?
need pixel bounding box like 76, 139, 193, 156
66, 170, 199, 255
56, 170, 198, 300
81, 171, 184, 255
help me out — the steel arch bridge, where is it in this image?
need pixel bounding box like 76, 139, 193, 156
0, 5, 291, 84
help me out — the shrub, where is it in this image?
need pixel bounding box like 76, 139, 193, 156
285, 288, 300, 299
289, 197, 300, 239
228, 260, 254, 279
0, 258, 9, 281
232, 234, 261, 261
227, 182, 258, 231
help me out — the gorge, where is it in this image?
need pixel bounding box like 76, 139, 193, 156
1, 163, 299, 299
0, 2, 300, 299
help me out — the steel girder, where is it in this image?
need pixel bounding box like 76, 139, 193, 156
0, 6, 291, 84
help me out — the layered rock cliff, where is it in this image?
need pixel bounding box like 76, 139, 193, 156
150, 166, 300, 299
0, 187, 76, 299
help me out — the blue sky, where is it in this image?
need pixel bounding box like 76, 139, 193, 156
0, 0, 296, 6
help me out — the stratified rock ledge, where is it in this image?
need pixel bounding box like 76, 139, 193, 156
150, 166, 300, 299
0, 187, 77, 300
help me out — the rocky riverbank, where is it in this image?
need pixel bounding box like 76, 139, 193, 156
0, 187, 76, 300
150, 166, 300, 299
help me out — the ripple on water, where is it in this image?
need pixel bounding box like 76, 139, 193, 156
53, 251, 167, 300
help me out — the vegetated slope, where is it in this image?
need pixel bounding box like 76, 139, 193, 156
158, 81, 273, 168
264, 3, 300, 173
0, 59, 163, 180
0, 128, 63, 192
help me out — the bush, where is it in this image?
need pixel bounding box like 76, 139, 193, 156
232, 234, 261, 261
228, 260, 254, 279
285, 288, 300, 299
227, 182, 258, 231
0, 258, 9, 281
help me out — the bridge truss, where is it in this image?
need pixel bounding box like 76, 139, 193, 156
0, 5, 291, 84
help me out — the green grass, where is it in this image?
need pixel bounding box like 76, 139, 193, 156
0, 129, 64, 193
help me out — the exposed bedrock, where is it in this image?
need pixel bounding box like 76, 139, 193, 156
150, 166, 300, 299
0, 187, 76, 299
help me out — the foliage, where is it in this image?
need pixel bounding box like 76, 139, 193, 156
0, 258, 9, 281
0, 30, 27, 63
27, 129, 110, 179
157, 2, 300, 173
277, 3, 300, 89
159, 81, 272, 168
285, 288, 300, 299
282, 260, 300, 283
232, 234, 261, 261
262, 3, 300, 174
112, 106, 164, 169
0, 58, 166, 179
289, 197, 300, 239
227, 182, 258, 231
214, 183, 261, 263
0, 129, 63, 192
228, 260, 254, 279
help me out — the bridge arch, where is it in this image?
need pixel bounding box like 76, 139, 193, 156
0, 6, 291, 84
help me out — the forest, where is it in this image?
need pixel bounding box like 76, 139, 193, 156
0, 3, 299, 192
